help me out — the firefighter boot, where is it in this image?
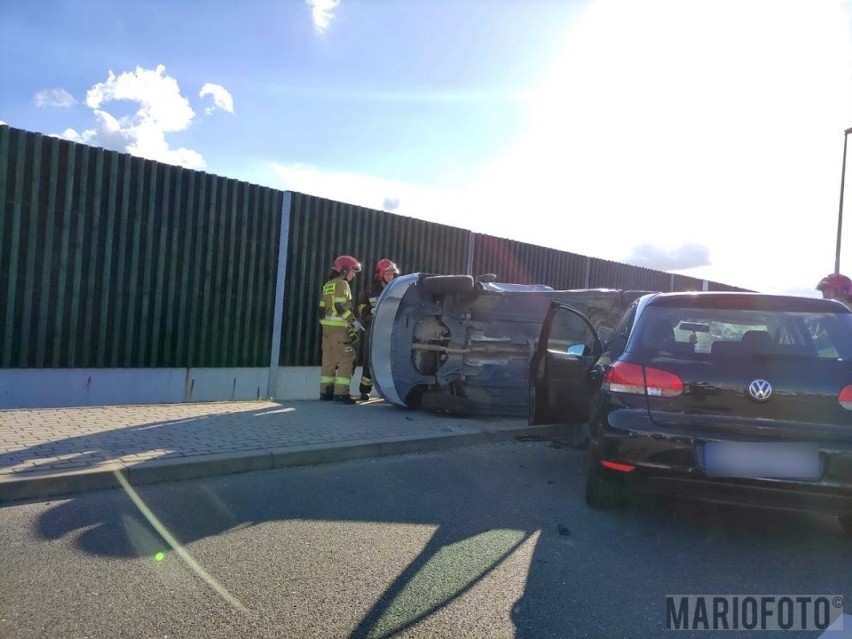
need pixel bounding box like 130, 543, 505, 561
320, 386, 334, 401
333, 394, 358, 405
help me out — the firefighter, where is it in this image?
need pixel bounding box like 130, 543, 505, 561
816, 273, 852, 310
319, 255, 362, 404
357, 258, 400, 400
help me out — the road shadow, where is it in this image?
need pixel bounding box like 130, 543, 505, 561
28, 438, 852, 638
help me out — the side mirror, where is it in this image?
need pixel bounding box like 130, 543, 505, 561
566, 343, 590, 356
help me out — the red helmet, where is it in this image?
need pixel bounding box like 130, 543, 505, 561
332, 255, 361, 274
375, 258, 399, 279
816, 273, 852, 296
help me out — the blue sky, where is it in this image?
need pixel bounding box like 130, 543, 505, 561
2, 0, 852, 295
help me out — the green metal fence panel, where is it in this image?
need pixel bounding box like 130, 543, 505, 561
588, 257, 672, 292
280, 192, 471, 366
671, 274, 705, 292
472, 234, 590, 288
0, 125, 282, 368
1, 124, 752, 373
706, 280, 752, 292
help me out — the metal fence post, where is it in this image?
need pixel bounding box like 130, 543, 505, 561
267, 191, 292, 398
466, 231, 475, 275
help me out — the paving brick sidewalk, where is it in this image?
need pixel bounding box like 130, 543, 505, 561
0, 399, 563, 502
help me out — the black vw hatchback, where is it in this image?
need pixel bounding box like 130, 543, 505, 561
529, 292, 852, 536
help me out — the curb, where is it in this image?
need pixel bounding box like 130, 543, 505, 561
0, 423, 567, 504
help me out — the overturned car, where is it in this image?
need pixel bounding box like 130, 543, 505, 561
369, 273, 649, 416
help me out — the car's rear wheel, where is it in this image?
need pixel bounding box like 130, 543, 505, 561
839, 513, 852, 538
585, 465, 627, 509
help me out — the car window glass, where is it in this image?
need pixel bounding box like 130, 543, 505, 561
637, 307, 852, 360
547, 307, 594, 355
803, 316, 841, 358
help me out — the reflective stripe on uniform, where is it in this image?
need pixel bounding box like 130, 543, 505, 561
321, 277, 353, 324
335, 376, 351, 384
320, 375, 335, 384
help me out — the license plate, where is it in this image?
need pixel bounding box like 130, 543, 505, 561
703, 442, 820, 480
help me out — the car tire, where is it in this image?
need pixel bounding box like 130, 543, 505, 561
585, 465, 627, 509
419, 275, 475, 295
839, 513, 852, 538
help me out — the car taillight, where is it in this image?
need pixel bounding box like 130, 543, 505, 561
603, 361, 683, 398
840, 385, 852, 411
601, 460, 636, 472
644, 366, 684, 398
603, 362, 645, 394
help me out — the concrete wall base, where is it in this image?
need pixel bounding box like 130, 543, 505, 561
0, 367, 364, 409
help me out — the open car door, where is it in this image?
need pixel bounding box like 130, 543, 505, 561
529, 302, 602, 425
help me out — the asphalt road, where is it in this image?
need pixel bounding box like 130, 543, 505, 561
1, 439, 851, 639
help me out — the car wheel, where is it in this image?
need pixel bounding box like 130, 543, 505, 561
419, 275, 475, 295
839, 513, 852, 538
585, 465, 627, 509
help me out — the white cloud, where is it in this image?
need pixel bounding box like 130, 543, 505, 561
626, 243, 711, 271
34, 88, 77, 108
306, 0, 340, 33
57, 64, 207, 169
199, 83, 234, 114
86, 64, 195, 131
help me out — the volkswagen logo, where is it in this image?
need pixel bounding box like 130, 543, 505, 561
748, 379, 773, 402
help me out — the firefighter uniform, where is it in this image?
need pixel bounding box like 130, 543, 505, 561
319, 274, 357, 400
356, 278, 385, 398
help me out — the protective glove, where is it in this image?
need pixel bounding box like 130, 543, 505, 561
347, 325, 359, 344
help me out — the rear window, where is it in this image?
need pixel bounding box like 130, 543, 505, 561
634, 305, 852, 361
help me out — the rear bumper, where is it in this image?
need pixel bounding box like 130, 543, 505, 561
629, 472, 852, 514
590, 409, 852, 515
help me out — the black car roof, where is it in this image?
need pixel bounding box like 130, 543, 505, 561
640, 291, 851, 313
